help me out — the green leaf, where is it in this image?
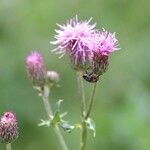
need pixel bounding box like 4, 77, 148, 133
38, 119, 51, 127
50, 99, 63, 127
51, 112, 61, 127
56, 99, 63, 113
59, 120, 75, 133
85, 118, 96, 137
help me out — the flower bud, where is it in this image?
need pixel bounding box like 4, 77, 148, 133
92, 52, 109, 76
82, 29, 119, 82
0, 112, 18, 143
46, 71, 59, 85
25, 51, 46, 88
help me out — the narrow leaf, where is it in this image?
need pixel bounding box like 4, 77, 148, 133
51, 112, 61, 127
59, 121, 75, 133
38, 119, 51, 127
85, 118, 96, 137
56, 99, 63, 113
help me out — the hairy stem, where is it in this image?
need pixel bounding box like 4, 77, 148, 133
80, 121, 87, 150
76, 71, 87, 150
42, 85, 52, 118
6, 143, 11, 150
85, 83, 97, 119
76, 71, 86, 118
42, 85, 68, 150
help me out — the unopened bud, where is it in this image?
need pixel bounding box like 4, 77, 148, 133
46, 71, 59, 85
92, 53, 109, 76
25, 51, 46, 88
83, 54, 108, 83
0, 112, 18, 143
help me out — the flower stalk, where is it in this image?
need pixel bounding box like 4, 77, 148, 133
6, 143, 11, 150
41, 85, 68, 150
76, 71, 86, 118
76, 71, 87, 150
85, 83, 97, 119
80, 121, 87, 150
41, 85, 52, 119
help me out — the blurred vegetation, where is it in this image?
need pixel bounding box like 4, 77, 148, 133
0, 0, 150, 150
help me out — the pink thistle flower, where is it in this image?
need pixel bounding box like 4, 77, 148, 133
96, 29, 119, 55
83, 29, 119, 81
51, 16, 96, 70
92, 29, 119, 75
25, 51, 46, 87
86, 29, 119, 55
0, 112, 18, 143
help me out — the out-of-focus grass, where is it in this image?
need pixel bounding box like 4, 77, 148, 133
0, 0, 150, 150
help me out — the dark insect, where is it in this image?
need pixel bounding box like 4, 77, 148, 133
83, 68, 99, 83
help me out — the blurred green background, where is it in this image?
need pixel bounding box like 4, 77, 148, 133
0, 0, 150, 150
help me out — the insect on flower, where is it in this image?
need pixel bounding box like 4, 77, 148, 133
82, 68, 99, 83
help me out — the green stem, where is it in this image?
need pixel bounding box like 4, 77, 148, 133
80, 122, 87, 150
42, 85, 68, 150
76, 71, 87, 150
76, 71, 86, 118
42, 85, 52, 118
85, 83, 97, 119
54, 126, 68, 150
6, 143, 11, 150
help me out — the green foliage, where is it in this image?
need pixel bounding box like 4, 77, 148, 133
59, 121, 75, 133
39, 99, 75, 133
85, 118, 96, 137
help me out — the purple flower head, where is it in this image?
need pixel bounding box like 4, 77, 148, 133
25, 51, 46, 87
95, 29, 119, 56
82, 29, 119, 79
0, 112, 18, 143
51, 16, 96, 70
86, 29, 119, 55
50, 16, 120, 78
